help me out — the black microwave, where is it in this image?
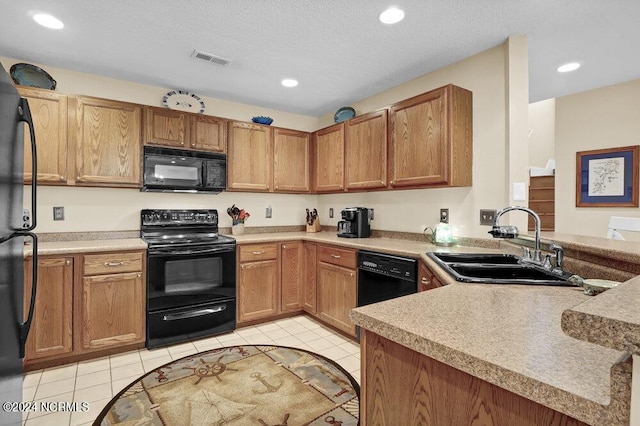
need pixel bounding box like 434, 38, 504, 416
141, 146, 226, 193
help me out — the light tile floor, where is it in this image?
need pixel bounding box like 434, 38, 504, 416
21, 315, 361, 425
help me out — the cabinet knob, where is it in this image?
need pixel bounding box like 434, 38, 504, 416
421, 277, 431, 285
65, 260, 71, 266
282, 245, 286, 249
275, 185, 279, 189
241, 264, 246, 269
350, 272, 354, 277
76, 176, 81, 181
60, 176, 65, 181
180, 141, 184, 145
191, 143, 196, 147
390, 180, 394, 184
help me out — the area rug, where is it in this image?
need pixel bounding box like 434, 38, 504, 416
94, 345, 360, 425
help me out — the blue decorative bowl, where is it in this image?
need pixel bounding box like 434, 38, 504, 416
252, 116, 273, 125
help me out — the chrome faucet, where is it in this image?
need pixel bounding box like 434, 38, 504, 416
489, 206, 542, 263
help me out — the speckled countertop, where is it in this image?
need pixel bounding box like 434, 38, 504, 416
350, 283, 631, 425
24, 238, 147, 257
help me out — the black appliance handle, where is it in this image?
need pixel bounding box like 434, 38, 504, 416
18, 97, 37, 232
16, 232, 38, 359
162, 305, 226, 321
149, 245, 236, 257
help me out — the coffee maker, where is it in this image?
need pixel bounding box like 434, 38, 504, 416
337, 207, 371, 238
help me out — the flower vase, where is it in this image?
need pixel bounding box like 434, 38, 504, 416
232, 220, 245, 236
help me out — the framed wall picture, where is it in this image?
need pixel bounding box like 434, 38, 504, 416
576, 145, 639, 207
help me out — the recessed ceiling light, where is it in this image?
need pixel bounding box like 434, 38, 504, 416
379, 6, 405, 24
33, 13, 64, 29
557, 62, 581, 73
281, 79, 298, 88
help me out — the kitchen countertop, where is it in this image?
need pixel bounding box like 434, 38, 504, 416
24, 238, 147, 257
24, 230, 638, 423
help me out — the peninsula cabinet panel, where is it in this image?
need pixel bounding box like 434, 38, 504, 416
80, 271, 145, 351
237, 259, 280, 322
192, 115, 226, 152
280, 242, 304, 312
314, 123, 345, 192
144, 107, 190, 148
23, 256, 74, 362
302, 242, 317, 314
18, 87, 68, 185
418, 261, 443, 292
227, 121, 272, 191
346, 109, 388, 190
389, 84, 472, 189
71, 96, 142, 187
317, 261, 356, 336
273, 128, 310, 192
361, 332, 588, 426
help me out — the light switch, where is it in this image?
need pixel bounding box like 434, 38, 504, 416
513, 182, 526, 201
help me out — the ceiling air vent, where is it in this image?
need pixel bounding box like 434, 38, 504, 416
191, 49, 231, 66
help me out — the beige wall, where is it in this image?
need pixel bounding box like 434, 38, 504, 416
318, 43, 523, 238
555, 78, 640, 239
528, 99, 556, 168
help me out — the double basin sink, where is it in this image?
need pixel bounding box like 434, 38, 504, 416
426, 252, 574, 286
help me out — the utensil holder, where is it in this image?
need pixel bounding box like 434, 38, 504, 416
306, 221, 321, 233
232, 221, 245, 236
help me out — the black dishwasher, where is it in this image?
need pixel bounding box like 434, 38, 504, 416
357, 250, 418, 307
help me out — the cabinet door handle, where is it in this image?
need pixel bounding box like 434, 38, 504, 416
251, 251, 266, 255
104, 261, 125, 267
330, 254, 341, 259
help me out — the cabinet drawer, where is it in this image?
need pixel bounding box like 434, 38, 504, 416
239, 243, 278, 262
83, 251, 144, 275
317, 245, 356, 269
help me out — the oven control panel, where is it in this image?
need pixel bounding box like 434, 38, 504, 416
141, 209, 218, 226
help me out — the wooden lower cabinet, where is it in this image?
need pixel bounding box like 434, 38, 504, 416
361, 331, 588, 426
80, 272, 145, 351
280, 242, 303, 311
238, 258, 280, 322
302, 242, 317, 314
23, 256, 74, 362
418, 260, 443, 292
23, 250, 146, 369
317, 261, 357, 336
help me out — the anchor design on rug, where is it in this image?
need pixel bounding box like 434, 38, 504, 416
324, 415, 343, 425
183, 356, 238, 384
250, 371, 283, 394
257, 413, 290, 426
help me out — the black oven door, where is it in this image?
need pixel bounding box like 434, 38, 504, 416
147, 244, 236, 312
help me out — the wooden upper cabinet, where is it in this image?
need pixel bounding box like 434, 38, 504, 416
18, 87, 68, 185
314, 123, 345, 192
192, 115, 226, 152
24, 256, 74, 362
273, 128, 310, 192
345, 109, 388, 190
71, 96, 142, 187
227, 121, 272, 191
389, 84, 472, 188
144, 107, 190, 148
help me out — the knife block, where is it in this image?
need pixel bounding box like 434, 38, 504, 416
306, 220, 321, 233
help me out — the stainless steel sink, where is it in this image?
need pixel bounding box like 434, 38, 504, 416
426, 252, 575, 286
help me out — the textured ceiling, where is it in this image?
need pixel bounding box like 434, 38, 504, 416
0, 0, 638, 116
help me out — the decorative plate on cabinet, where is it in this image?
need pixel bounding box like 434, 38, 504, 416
162, 90, 206, 113
334, 106, 355, 123
10, 63, 57, 90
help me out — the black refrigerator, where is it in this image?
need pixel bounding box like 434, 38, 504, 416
0, 62, 38, 426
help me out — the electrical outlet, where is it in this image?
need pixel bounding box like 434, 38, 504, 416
266, 205, 272, 218
480, 209, 497, 226
22, 209, 30, 228
53, 206, 65, 221
439, 208, 449, 223
329, 208, 334, 218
